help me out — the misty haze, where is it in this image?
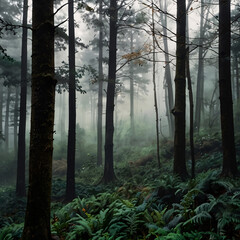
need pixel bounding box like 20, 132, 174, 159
0, 0, 240, 239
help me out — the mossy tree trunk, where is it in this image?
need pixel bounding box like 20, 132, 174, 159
219, 0, 238, 177
21, 0, 55, 238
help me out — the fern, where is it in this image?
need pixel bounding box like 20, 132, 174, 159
0, 223, 23, 240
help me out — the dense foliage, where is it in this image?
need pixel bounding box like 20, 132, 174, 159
0, 133, 240, 239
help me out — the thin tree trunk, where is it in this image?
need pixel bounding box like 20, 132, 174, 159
152, 1, 160, 168
14, 86, 19, 155
235, 56, 239, 100
101, 0, 118, 183
159, 0, 174, 137
173, 0, 188, 179
130, 30, 135, 139
186, 48, 195, 178
97, 0, 103, 166
66, 0, 76, 201
5, 86, 10, 152
219, 0, 238, 177
0, 79, 3, 139
194, 0, 204, 133
16, 0, 28, 197
21, 0, 55, 237
61, 92, 66, 142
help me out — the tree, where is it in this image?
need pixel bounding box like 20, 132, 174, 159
0, 79, 3, 141
194, 0, 206, 132
218, 0, 238, 177
16, 0, 28, 197
159, 0, 174, 138
13, 86, 19, 155
97, 0, 104, 166
21, 0, 55, 238
151, 0, 160, 168
101, 0, 118, 183
66, 0, 76, 201
172, 0, 188, 179
4, 86, 11, 151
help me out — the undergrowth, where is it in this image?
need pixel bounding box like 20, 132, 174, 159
0, 133, 240, 239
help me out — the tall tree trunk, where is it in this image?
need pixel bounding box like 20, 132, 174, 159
16, 0, 28, 197
66, 0, 76, 201
21, 0, 55, 237
4, 86, 10, 152
194, 0, 204, 133
235, 56, 239, 100
0, 79, 3, 140
160, 0, 174, 137
101, 0, 118, 183
130, 30, 135, 139
219, 0, 238, 177
14, 86, 19, 155
97, 0, 103, 166
152, 1, 160, 168
60, 92, 66, 142
186, 48, 195, 178
172, 0, 188, 179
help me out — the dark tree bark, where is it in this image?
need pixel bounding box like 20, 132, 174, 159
172, 0, 188, 179
4, 86, 10, 152
235, 56, 239, 100
97, 0, 103, 166
16, 0, 28, 197
101, 0, 118, 183
219, 0, 238, 177
21, 0, 55, 238
186, 48, 195, 179
66, 0, 76, 201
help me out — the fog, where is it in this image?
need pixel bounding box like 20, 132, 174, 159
1, 0, 238, 185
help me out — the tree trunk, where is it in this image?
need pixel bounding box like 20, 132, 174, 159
60, 92, 66, 142
219, 0, 238, 177
97, 0, 103, 166
101, 0, 118, 184
160, 0, 174, 138
14, 86, 19, 155
130, 30, 135, 140
152, 2, 160, 168
16, 0, 28, 197
66, 0, 76, 201
4, 86, 10, 152
235, 56, 239, 100
194, 0, 204, 133
0, 79, 3, 140
21, 0, 55, 238
186, 48, 195, 179
173, 0, 188, 179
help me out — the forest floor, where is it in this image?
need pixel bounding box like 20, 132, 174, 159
1, 133, 240, 239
